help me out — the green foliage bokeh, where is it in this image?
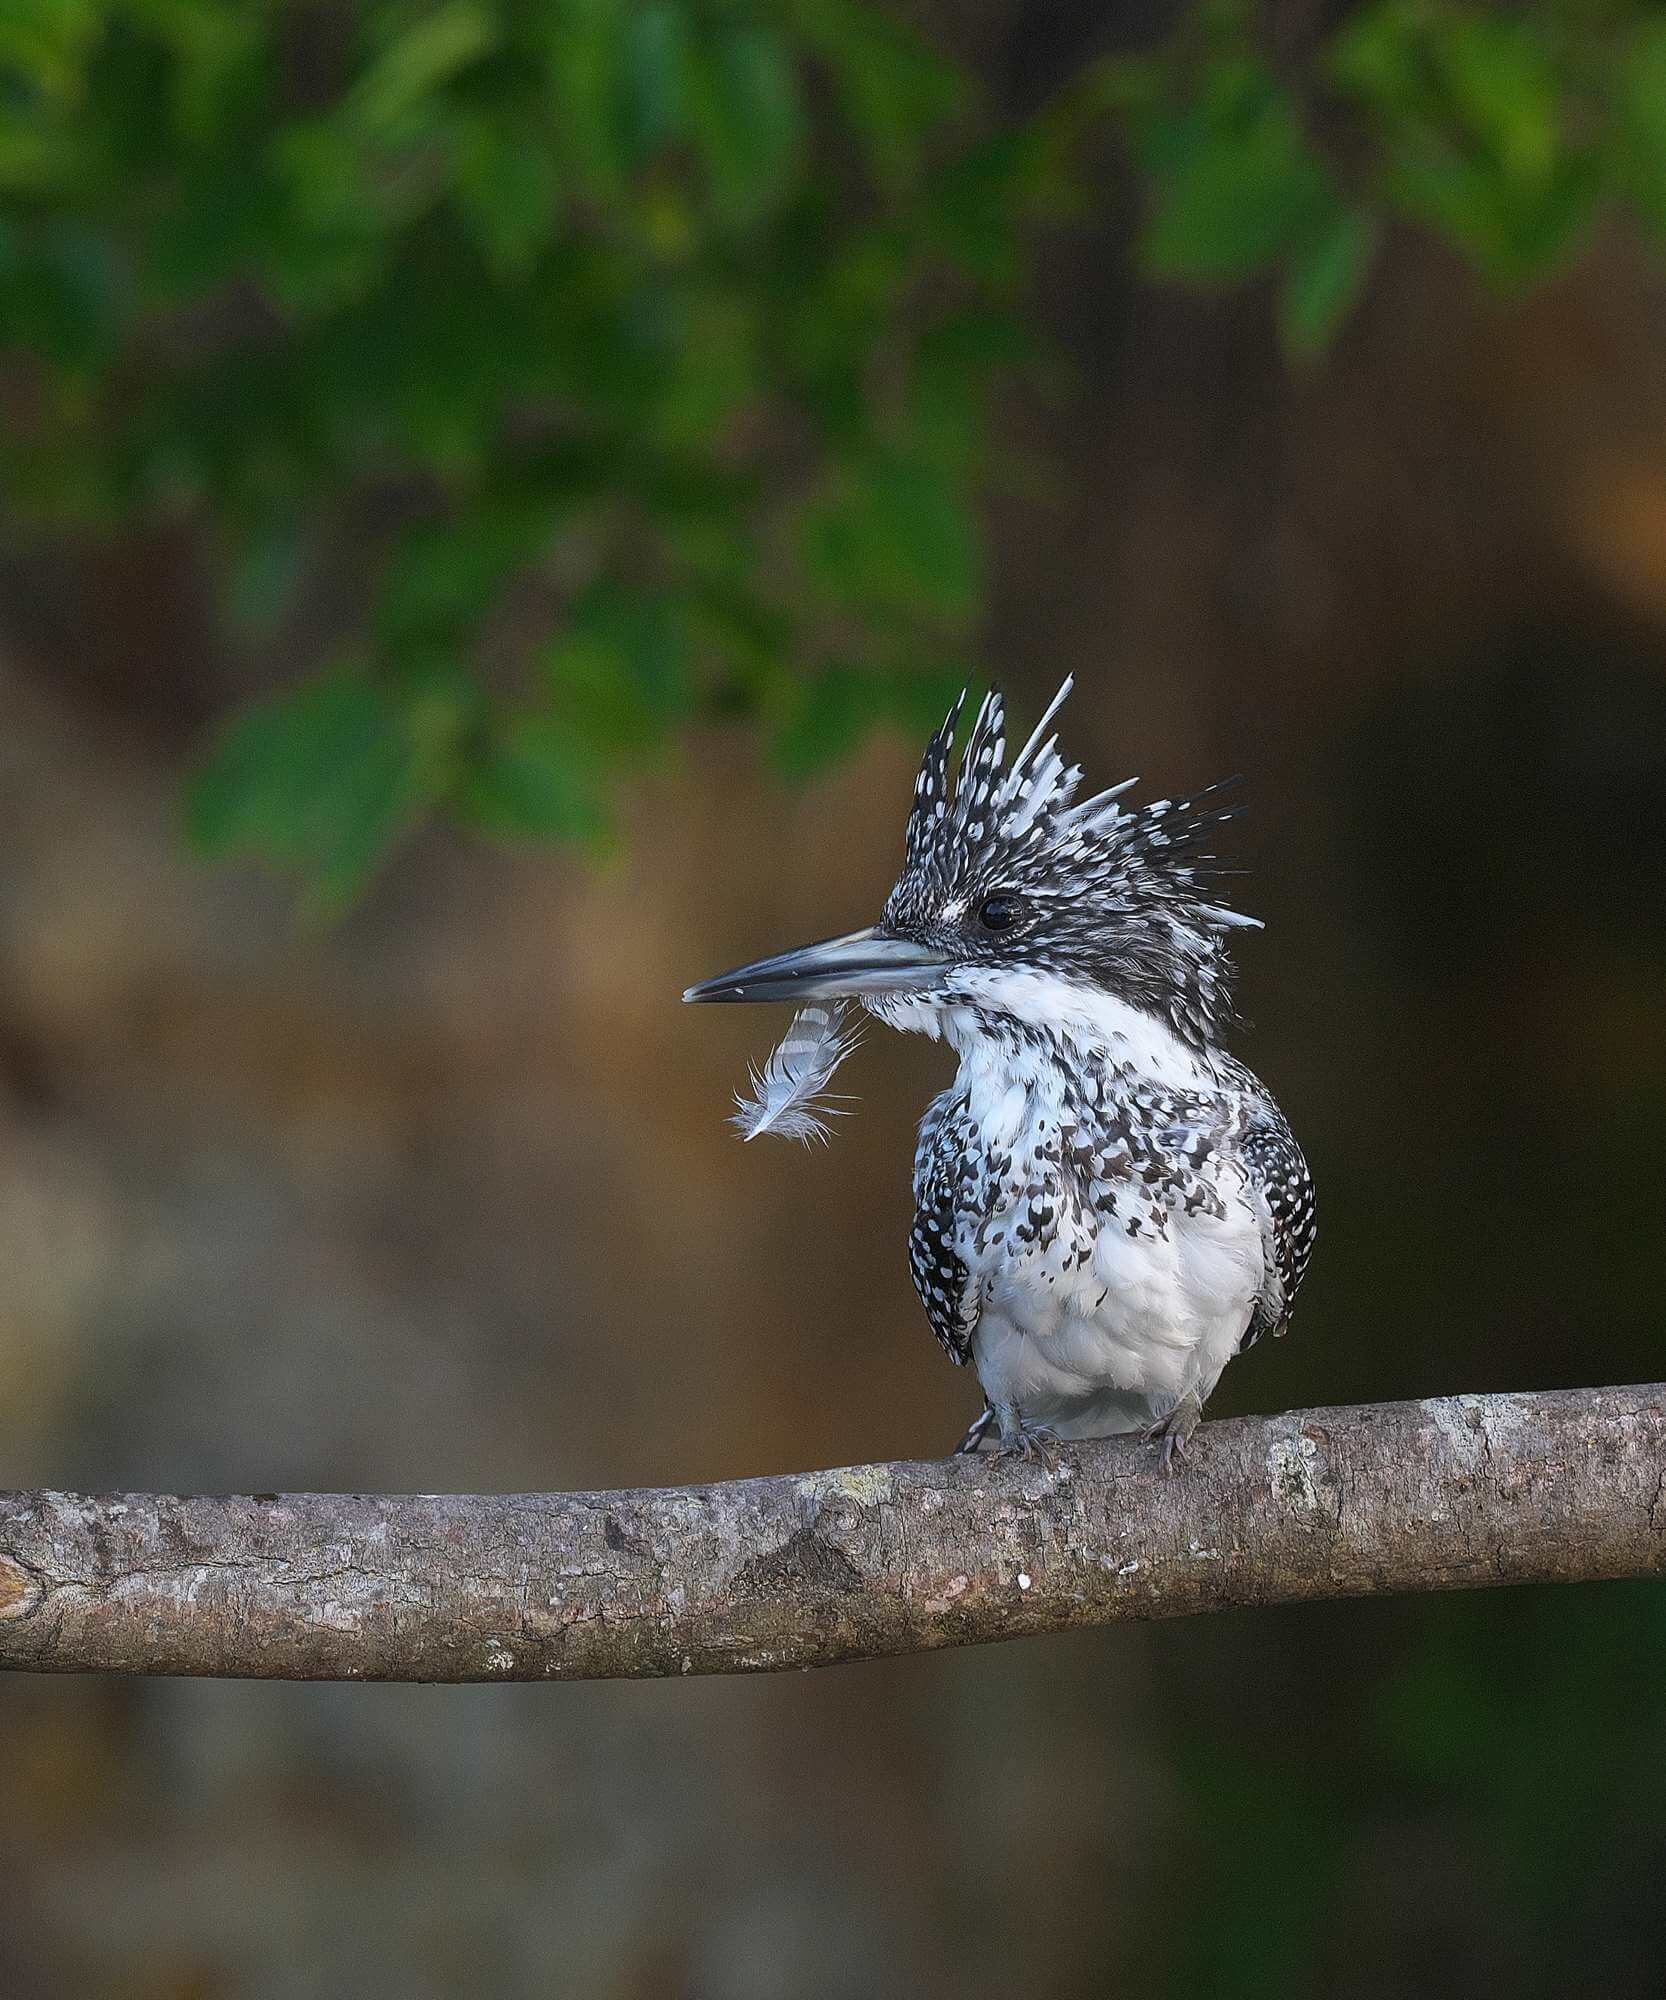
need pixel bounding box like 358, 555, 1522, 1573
4, 0, 1666, 907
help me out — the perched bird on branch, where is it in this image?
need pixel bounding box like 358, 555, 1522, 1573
685, 680, 1315, 1466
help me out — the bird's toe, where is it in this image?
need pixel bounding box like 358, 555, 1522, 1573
1000, 1421, 1063, 1469
1144, 1394, 1202, 1474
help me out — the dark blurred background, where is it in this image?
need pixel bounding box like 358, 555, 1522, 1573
3, 2, 1666, 1995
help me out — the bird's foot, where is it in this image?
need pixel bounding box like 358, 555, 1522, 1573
953, 1406, 997, 1456
1144, 1392, 1203, 1476
996, 1416, 1064, 1468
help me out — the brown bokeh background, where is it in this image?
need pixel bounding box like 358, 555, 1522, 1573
5, 199, 1666, 1995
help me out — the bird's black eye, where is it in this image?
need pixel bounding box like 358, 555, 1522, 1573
977, 895, 1022, 932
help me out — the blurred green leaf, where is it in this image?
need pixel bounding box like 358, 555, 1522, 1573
1333, 0, 1598, 286
772, 659, 975, 775
925, 130, 1055, 285
687, 22, 805, 225
460, 712, 611, 844
188, 663, 443, 913
797, 0, 965, 191
803, 451, 978, 621
883, 660, 978, 736
1434, 14, 1561, 187
0, 223, 128, 370
0, 119, 81, 195
771, 663, 883, 776
1614, 19, 1666, 240
1280, 206, 1378, 357
351, 3, 496, 134
622, 3, 693, 159
0, 0, 100, 103
449, 112, 561, 275
224, 521, 308, 639
1325, 0, 1425, 118
543, 587, 693, 756
1138, 63, 1335, 280
545, 0, 628, 196
377, 506, 552, 648
8, 0, 1663, 914
911, 309, 1029, 467
1387, 144, 1596, 283
646, 286, 759, 444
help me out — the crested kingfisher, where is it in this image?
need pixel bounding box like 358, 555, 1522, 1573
683, 679, 1315, 1465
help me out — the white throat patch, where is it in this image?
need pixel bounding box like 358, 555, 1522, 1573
866, 969, 1214, 1090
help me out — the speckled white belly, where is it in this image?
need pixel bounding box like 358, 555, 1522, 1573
967, 1196, 1264, 1438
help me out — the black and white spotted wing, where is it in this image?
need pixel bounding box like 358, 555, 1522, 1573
1240, 1108, 1316, 1348
909, 1089, 980, 1365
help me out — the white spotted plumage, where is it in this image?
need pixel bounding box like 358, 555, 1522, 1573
905, 1002, 1296, 1445
883, 680, 1314, 1455
690, 676, 1315, 1462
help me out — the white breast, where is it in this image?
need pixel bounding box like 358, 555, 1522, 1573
968, 1204, 1261, 1437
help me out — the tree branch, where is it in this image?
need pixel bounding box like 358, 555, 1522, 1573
1, 1386, 1662, 1682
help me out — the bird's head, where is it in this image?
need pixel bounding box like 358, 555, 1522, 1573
683, 678, 1259, 1051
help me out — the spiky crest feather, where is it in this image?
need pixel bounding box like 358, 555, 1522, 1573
883, 677, 1259, 1049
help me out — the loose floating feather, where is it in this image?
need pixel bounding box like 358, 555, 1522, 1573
731, 1002, 863, 1145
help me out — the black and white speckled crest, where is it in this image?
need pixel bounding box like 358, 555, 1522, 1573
881, 679, 1259, 1047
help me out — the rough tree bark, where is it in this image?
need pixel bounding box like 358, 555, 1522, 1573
1, 1387, 1662, 1682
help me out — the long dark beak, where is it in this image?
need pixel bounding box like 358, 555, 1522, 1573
682, 925, 951, 1004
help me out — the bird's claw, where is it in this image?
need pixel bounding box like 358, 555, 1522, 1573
998, 1420, 1063, 1469
1150, 1428, 1187, 1475
1143, 1395, 1202, 1476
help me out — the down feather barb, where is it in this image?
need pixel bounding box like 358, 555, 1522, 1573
730, 1002, 864, 1145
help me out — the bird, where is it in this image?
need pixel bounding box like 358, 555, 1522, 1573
682, 677, 1315, 1466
